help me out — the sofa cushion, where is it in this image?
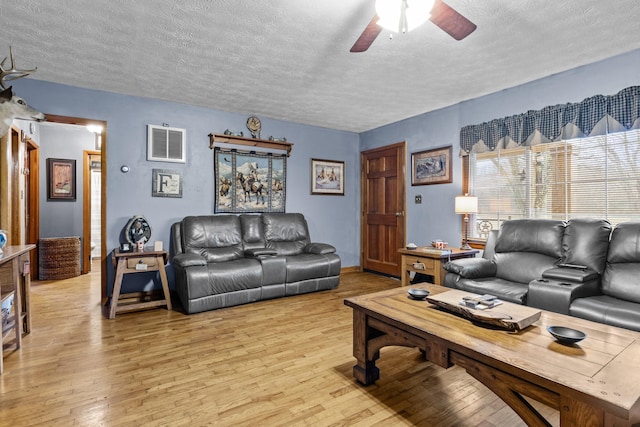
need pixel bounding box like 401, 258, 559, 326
447, 277, 529, 304
181, 215, 243, 262
285, 253, 341, 282
570, 295, 640, 331
495, 219, 564, 258
263, 213, 311, 255
601, 222, 640, 303
494, 252, 559, 284
240, 214, 266, 250
188, 258, 263, 299
562, 218, 611, 274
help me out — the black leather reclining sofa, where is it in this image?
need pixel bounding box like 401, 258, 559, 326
171, 213, 341, 314
444, 218, 640, 331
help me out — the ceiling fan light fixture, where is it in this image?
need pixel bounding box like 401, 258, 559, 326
375, 0, 434, 33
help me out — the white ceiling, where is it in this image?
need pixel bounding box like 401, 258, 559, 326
1, 0, 640, 133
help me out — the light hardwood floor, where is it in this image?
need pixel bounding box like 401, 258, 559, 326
0, 267, 558, 426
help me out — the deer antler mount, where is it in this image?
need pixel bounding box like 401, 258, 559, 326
0, 46, 37, 89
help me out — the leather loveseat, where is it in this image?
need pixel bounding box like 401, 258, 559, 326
444, 218, 640, 332
171, 213, 341, 314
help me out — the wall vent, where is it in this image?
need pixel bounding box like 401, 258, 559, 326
147, 125, 186, 163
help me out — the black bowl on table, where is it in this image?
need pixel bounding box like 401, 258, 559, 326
408, 288, 430, 300
547, 326, 586, 345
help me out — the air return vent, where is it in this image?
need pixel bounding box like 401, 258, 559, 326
147, 125, 186, 163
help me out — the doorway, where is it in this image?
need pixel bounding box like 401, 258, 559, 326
360, 142, 407, 277
41, 115, 107, 296
83, 150, 101, 273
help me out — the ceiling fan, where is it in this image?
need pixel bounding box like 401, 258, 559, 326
351, 0, 476, 52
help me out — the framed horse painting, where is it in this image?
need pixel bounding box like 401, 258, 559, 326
214, 148, 286, 213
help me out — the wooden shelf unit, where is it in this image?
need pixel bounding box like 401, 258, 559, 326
208, 133, 293, 157
0, 244, 35, 374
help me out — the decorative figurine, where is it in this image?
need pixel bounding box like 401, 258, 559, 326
246, 116, 262, 139
268, 136, 287, 142
223, 129, 244, 137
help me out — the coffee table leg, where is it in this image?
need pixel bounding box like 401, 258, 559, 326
352, 310, 380, 385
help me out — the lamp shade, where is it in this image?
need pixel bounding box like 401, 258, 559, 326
455, 195, 478, 214
375, 0, 434, 33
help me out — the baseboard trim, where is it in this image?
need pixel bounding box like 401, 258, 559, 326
340, 266, 361, 274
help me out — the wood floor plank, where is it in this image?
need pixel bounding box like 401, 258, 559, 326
0, 267, 559, 426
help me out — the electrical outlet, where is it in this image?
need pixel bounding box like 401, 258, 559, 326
415, 195, 422, 204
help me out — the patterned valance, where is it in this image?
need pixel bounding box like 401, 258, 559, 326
460, 85, 640, 154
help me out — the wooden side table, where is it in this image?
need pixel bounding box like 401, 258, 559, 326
0, 244, 35, 374
109, 249, 172, 319
398, 246, 479, 287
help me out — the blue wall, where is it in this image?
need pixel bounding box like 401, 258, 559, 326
12, 80, 360, 291
360, 48, 640, 249
39, 124, 94, 239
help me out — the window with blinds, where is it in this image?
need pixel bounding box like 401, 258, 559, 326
468, 129, 640, 239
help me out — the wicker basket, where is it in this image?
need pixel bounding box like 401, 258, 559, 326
39, 237, 81, 280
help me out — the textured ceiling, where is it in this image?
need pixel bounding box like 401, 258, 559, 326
1, 0, 640, 133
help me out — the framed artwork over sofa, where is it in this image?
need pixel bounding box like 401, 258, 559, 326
214, 148, 286, 213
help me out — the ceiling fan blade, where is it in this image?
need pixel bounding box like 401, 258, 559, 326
350, 15, 383, 53
429, 0, 477, 41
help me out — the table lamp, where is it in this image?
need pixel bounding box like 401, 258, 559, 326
455, 194, 478, 250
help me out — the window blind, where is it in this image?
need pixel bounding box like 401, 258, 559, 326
469, 129, 640, 238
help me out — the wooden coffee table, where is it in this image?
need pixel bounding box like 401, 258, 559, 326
344, 284, 640, 426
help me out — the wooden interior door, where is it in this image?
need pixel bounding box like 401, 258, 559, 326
25, 136, 40, 279
360, 142, 406, 276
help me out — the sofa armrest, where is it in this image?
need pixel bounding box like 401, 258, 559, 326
304, 242, 336, 255
542, 267, 599, 283
528, 278, 601, 314
173, 253, 207, 268
245, 248, 278, 258
444, 258, 497, 279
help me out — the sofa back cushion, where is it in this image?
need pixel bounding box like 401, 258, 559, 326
492, 219, 564, 283
494, 252, 559, 284
495, 219, 565, 258
240, 214, 266, 250
181, 215, 243, 262
602, 222, 640, 303
562, 218, 611, 274
263, 213, 311, 255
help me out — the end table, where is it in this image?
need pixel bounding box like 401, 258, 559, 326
109, 249, 172, 319
398, 246, 478, 287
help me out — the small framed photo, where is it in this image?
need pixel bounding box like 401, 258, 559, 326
411, 146, 453, 186
152, 169, 182, 198
47, 158, 76, 201
311, 158, 344, 195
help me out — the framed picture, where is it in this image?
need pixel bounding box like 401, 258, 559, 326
47, 158, 76, 201
311, 158, 344, 195
411, 146, 453, 186
214, 149, 286, 213
152, 169, 182, 198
